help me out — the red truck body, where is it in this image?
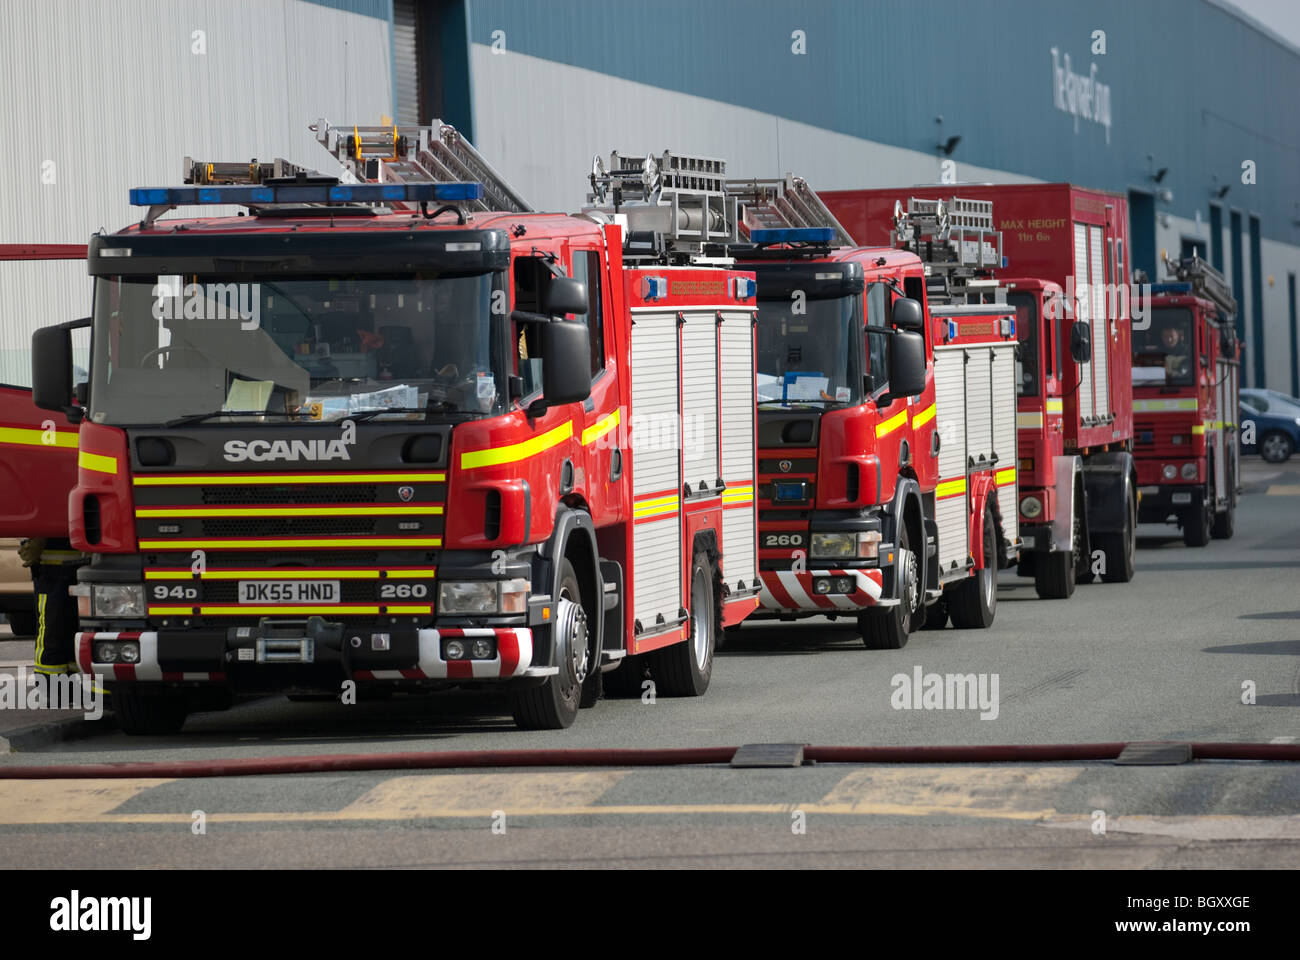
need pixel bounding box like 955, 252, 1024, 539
823, 184, 1139, 595
34, 127, 762, 731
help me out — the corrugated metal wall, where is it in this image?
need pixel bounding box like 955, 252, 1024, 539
0, 0, 392, 386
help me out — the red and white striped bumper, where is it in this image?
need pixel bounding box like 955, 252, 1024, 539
353, 627, 537, 681
758, 568, 887, 612
75, 631, 226, 682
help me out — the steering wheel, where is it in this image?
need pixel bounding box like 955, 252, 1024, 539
139, 344, 207, 369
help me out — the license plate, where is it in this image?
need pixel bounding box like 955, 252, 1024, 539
238, 580, 340, 604
1171, 492, 1192, 505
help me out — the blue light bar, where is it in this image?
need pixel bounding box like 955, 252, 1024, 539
1150, 282, 1192, 296
128, 181, 484, 207
751, 227, 835, 245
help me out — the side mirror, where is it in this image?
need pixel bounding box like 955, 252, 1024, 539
543, 276, 589, 316
891, 297, 924, 332
539, 320, 592, 409
888, 330, 927, 398
32, 325, 80, 420
1070, 321, 1092, 364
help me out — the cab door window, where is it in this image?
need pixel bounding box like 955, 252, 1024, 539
865, 281, 889, 394
569, 251, 605, 380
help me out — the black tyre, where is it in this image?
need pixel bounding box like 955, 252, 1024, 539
4, 608, 37, 637
511, 557, 588, 729
860, 520, 919, 649
1033, 548, 1075, 599
649, 551, 716, 697
1260, 430, 1294, 464
1183, 490, 1212, 547
1098, 483, 1137, 583
949, 504, 998, 629
602, 654, 649, 698
114, 687, 188, 735
920, 596, 949, 630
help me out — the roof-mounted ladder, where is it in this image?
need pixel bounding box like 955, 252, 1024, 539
1161, 251, 1238, 318
891, 197, 1004, 304
725, 175, 854, 248
584, 150, 738, 259
311, 119, 532, 214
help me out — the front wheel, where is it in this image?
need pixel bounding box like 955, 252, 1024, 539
511, 557, 588, 729
1183, 491, 1212, 548
114, 687, 189, 735
949, 504, 998, 629
649, 550, 716, 696
1260, 430, 1294, 464
861, 521, 918, 649
1098, 483, 1137, 583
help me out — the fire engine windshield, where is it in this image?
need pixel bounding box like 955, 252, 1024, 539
87, 272, 504, 425
755, 295, 863, 406
1133, 307, 1195, 387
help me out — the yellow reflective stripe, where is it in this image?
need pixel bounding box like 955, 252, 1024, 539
461, 421, 573, 470
148, 605, 434, 616
0, 426, 79, 449
78, 450, 118, 474
144, 568, 438, 580
995, 468, 1017, 485
633, 494, 680, 517
936, 477, 967, 499
722, 485, 754, 503
911, 404, 936, 429
875, 409, 908, 438
137, 537, 442, 550
1191, 424, 1206, 435
1132, 398, 1198, 412
132, 472, 445, 486
135, 505, 443, 518
1017, 412, 1044, 429
1045, 399, 1064, 414
581, 409, 620, 446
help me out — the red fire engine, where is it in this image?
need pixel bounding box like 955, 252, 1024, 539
698, 177, 1017, 648
825, 184, 1138, 599
1134, 252, 1240, 544
30, 122, 760, 733
0, 245, 86, 632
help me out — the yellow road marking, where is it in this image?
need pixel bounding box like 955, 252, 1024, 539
0, 779, 173, 824
1266, 485, 1300, 496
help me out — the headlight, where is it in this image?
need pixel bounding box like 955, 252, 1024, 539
810, 533, 855, 558
438, 579, 532, 615
1181, 462, 1197, 480
438, 581, 497, 615
1020, 495, 1043, 519
1162, 464, 1177, 480
91, 584, 146, 618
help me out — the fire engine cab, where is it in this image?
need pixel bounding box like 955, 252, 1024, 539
1133, 252, 1240, 544
31, 122, 760, 733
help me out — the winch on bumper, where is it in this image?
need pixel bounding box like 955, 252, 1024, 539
75, 618, 547, 690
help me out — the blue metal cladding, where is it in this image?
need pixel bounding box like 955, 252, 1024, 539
466, 0, 1300, 245
303, 0, 391, 19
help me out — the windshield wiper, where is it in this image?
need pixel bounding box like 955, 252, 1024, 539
162, 410, 300, 427
350, 402, 457, 421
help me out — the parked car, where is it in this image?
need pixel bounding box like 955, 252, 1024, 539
1240, 393, 1300, 463
0, 539, 36, 636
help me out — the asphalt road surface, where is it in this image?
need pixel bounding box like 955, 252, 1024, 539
2, 458, 1297, 868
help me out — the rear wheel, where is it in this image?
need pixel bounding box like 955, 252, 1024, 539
1098, 483, 1137, 583
1212, 453, 1236, 540
949, 504, 998, 629
920, 596, 949, 630
860, 521, 918, 649
1183, 489, 1212, 547
649, 551, 715, 696
602, 654, 648, 698
511, 557, 587, 729
114, 687, 189, 735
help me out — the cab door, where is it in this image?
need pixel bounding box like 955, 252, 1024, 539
568, 246, 621, 525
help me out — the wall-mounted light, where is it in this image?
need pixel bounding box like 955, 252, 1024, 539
1151, 167, 1169, 184
1215, 184, 1230, 199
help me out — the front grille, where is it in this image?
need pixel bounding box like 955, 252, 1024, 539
201, 484, 379, 505
199, 517, 378, 537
